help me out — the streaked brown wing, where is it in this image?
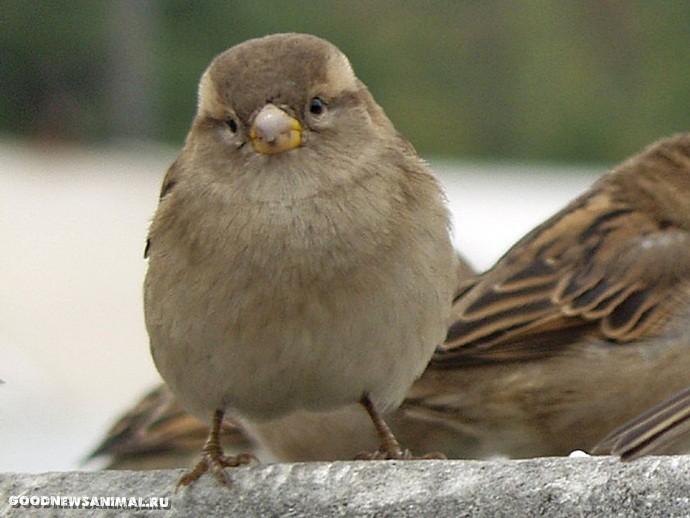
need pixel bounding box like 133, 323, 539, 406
594, 386, 690, 460
433, 183, 690, 367
87, 385, 248, 461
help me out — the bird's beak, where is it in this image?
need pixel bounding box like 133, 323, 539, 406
250, 104, 302, 155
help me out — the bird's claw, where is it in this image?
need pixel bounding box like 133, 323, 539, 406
176, 452, 257, 489
354, 448, 446, 460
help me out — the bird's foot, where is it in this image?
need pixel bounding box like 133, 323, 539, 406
176, 409, 259, 489
354, 448, 446, 460
177, 452, 257, 489
357, 394, 448, 461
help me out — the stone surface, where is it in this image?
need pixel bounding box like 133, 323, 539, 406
1, 457, 689, 517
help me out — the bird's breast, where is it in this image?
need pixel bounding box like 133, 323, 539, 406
163, 174, 401, 287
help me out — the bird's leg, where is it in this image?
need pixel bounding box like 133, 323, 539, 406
177, 409, 257, 488
360, 394, 404, 458
356, 394, 446, 460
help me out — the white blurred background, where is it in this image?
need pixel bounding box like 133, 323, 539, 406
0, 140, 598, 471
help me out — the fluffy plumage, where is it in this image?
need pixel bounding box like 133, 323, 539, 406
144, 33, 456, 484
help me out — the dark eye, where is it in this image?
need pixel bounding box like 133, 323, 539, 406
226, 118, 238, 133
308, 97, 325, 116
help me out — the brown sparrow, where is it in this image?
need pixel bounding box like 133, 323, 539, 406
411, 133, 690, 458
89, 251, 474, 470
144, 33, 456, 486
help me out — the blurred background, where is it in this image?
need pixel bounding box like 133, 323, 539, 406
3, 0, 690, 158
1, 1, 688, 471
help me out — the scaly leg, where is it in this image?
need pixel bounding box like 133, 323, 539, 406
177, 409, 257, 488
356, 394, 446, 460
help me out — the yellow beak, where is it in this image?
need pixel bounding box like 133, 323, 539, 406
250, 104, 302, 155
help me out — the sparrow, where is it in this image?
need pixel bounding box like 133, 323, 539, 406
86, 385, 257, 470
409, 133, 690, 458
144, 33, 457, 486
90, 251, 474, 470
594, 385, 690, 460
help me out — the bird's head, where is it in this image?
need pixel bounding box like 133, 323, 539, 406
187, 33, 395, 177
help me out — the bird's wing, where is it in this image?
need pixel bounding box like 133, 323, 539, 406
593, 386, 690, 460
433, 184, 690, 367
86, 385, 247, 461
144, 159, 181, 259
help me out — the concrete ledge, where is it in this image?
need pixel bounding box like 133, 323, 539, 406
2, 457, 689, 517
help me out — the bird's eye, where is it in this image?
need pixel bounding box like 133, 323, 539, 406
308, 97, 326, 116
226, 118, 238, 133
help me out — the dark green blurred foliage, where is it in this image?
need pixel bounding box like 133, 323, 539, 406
1, 0, 689, 161
1, 2, 109, 140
